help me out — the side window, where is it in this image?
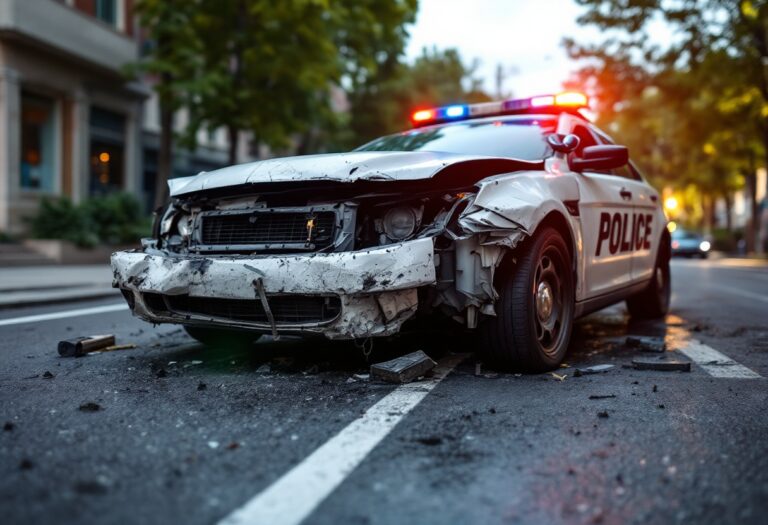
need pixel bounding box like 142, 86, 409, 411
571, 125, 599, 158
590, 127, 640, 180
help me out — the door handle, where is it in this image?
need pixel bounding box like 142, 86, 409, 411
619, 188, 632, 200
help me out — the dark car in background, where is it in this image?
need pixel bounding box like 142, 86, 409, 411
671, 227, 711, 258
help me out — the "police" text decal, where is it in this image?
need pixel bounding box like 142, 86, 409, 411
595, 212, 652, 256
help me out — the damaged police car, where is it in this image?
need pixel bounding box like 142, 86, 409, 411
112, 92, 670, 371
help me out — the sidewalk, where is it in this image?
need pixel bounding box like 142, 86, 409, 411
0, 265, 118, 308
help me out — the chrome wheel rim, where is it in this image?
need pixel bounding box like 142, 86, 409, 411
533, 250, 567, 355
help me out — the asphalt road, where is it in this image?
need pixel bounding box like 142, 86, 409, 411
1, 258, 767, 525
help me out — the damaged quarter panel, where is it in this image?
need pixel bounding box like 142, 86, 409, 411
456, 171, 585, 303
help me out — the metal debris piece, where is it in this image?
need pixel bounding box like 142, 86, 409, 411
42, 371, 54, 379
632, 358, 691, 372
589, 394, 617, 400
58, 335, 116, 358
352, 373, 370, 381
370, 350, 436, 384
574, 364, 615, 376
102, 344, 137, 352
551, 372, 567, 381
78, 402, 102, 412
625, 336, 667, 353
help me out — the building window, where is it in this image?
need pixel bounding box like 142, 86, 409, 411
95, 0, 120, 28
20, 94, 56, 192
89, 107, 126, 195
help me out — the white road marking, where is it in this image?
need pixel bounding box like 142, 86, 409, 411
676, 339, 762, 379
708, 285, 768, 304
0, 303, 128, 327
219, 354, 467, 525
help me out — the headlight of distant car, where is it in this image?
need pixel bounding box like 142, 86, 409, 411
383, 207, 418, 241
699, 240, 711, 252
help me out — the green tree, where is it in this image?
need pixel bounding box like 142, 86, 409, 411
131, 0, 201, 209
132, 0, 417, 206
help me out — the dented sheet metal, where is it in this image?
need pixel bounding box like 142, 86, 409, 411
167, 151, 541, 196
111, 239, 434, 339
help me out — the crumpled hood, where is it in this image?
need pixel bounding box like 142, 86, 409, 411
168, 151, 518, 196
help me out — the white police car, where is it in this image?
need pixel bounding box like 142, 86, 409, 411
112, 92, 670, 371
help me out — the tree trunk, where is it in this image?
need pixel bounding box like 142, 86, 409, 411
154, 89, 173, 209
745, 169, 758, 254
227, 125, 239, 166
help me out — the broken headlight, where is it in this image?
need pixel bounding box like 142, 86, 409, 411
177, 214, 193, 238
382, 207, 417, 241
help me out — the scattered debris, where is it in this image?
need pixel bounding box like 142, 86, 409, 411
207, 441, 220, 449
489, 407, 497, 414
597, 410, 610, 418
658, 404, 666, 409
19, 458, 33, 470
155, 368, 168, 378
3, 421, 14, 432
100, 344, 137, 352
416, 436, 443, 446
78, 402, 102, 412
574, 364, 614, 377
475, 362, 482, 376
352, 373, 370, 381
632, 358, 691, 372
652, 385, 658, 392
370, 350, 436, 384
559, 363, 570, 368
626, 336, 666, 353
550, 372, 567, 381
256, 364, 271, 374
197, 382, 207, 391
589, 394, 617, 400
42, 371, 54, 379
226, 442, 240, 450
58, 335, 116, 358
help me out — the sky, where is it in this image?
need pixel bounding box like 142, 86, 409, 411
405, 0, 609, 98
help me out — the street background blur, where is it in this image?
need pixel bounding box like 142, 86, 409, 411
1, 0, 767, 266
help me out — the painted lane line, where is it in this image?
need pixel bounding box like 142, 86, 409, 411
708, 285, 768, 304
219, 354, 468, 525
0, 303, 128, 327
676, 339, 762, 379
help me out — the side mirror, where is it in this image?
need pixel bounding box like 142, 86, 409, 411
571, 145, 628, 172
547, 133, 580, 154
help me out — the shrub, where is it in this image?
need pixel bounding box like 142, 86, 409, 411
27, 193, 151, 247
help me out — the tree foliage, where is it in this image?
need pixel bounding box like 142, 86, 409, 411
566, 0, 768, 244
348, 47, 491, 146
132, 0, 417, 198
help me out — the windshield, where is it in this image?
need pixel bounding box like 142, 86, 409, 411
356, 117, 557, 160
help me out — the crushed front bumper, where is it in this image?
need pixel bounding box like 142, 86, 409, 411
111, 238, 436, 339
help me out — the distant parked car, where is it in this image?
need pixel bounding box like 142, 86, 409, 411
671, 228, 710, 258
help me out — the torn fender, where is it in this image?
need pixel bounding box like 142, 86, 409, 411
459, 171, 580, 246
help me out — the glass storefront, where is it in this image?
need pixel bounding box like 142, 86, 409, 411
20, 93, 56, 192
89, 107, 125, 195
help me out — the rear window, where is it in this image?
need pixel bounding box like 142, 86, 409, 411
356, 117, 557, 160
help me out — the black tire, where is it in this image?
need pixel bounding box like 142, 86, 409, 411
626, 247, 671, 319
183, 326, 261, 348
481, 227, 575, 372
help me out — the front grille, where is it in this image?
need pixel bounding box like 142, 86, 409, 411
161, 294, 341, 325
200, 211, 336, 249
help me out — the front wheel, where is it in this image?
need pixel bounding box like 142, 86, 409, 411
184, 326, 261, 348
481, 227, 575, 372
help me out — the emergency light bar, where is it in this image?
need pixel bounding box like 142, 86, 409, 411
410, 92, 589, 127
